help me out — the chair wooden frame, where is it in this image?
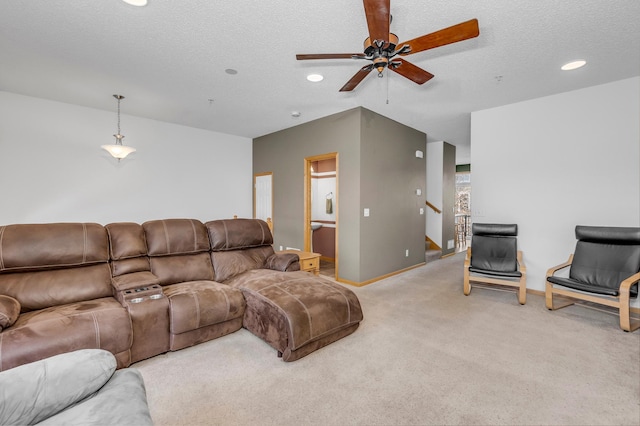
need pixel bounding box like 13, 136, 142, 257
463, 247, 527, 305
546, 254, 640, 332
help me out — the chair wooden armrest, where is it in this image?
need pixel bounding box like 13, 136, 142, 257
464, 247, 471, 267
619, 272, 640, 332
545, 254, 574, 278
545, 254, 575, 309
516, 250, 526, 274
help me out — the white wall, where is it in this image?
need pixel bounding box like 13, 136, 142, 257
426, 141, 444, 246
311, 176, 336, 223
0, 91, 252, 225
471, 77, 640, 307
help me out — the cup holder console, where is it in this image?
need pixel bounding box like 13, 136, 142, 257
121, 284, 164, 304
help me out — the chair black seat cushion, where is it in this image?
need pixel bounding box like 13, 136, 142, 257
469, 267, 522, 278
562, 226, 640, 297
470, 224, 519, 273
547, 276, 628, 297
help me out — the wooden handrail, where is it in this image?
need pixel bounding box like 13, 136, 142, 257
425, 201, 442, 214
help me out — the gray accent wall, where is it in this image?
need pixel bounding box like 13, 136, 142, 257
441, 142, 457, 256
253, 107, 426, 284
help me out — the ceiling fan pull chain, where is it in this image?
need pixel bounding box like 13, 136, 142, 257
386, 71, 390, 104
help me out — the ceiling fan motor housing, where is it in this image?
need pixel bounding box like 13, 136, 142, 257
364, 33, 399, 74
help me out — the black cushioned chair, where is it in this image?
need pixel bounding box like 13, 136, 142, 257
546, 226, 640, 332
463, 223, 526, 305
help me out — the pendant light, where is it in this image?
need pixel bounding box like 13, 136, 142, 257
101, 94, 136, 161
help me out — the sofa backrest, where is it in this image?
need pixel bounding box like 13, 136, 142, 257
0, 223, 112, 312
206, 219, 275, 282
142, 219, 214, 285
570, 225, 640, 292
105, 222, 151, 278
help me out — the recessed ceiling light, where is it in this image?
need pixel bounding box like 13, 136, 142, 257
291, 111, 301, 118
306, 74, 324, 82
225, 68, 238, 75
122, 0, 148, 6
561, 60, 586, 71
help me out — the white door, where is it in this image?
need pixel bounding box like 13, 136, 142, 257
254, 173, 273, 223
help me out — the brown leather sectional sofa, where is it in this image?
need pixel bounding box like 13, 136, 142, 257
0, 218, 363, 371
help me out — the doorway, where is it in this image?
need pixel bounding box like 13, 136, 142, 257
304, 153, 338, 279
455, 166, 471, 252
254, 172, 273, 227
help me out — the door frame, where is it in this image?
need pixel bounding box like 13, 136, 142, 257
304, 152, 338, 279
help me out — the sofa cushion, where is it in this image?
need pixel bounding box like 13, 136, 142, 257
225, 269, 363, 352
0, 349, 116, 425
150, 252, 214, 286
210, 246, 275, 282
0, 295, 20, 331
206, 219, 273, 251
162, 281, 245, 334
0, 297, 133, 371
143, 219, 210, 256
0, 223, 108, 272
106, 222, 148, 260
0, 264, 113, 312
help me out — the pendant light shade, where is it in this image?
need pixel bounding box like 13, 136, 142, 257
101, 94, 136, 160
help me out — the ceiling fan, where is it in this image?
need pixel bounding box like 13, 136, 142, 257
296, 0, 479, 92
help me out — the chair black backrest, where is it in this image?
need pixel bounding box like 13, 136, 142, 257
470, 223, 518, 273
570, 226, 640, 292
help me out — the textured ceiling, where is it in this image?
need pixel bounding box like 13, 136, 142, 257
1, 0, 639, 163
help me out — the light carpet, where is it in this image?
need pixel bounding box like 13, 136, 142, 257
133, 253, 640, 425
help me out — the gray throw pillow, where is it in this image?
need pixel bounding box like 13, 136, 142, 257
0, 349, 116, 425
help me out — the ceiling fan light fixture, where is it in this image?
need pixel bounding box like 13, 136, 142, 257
122, 0, 148, 6
561, 60, 586, 71
306, 74, 324, 82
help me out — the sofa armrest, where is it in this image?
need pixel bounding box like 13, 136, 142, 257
112, 271, 160, 292
265, 253, 300, 272
111, 271, 163, 305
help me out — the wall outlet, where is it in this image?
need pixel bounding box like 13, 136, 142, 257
419, 208, 424, 215
405, 249, 409, 257
363, 208, 370, 217
447, 239, 454, 249
279, 246, 283, 251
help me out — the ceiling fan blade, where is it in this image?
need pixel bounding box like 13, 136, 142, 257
363, 0, 390, 45
390, 59, 434, 85
296, 53, 366, 60
399, 19, 479, 55
339, 65, 373, 92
